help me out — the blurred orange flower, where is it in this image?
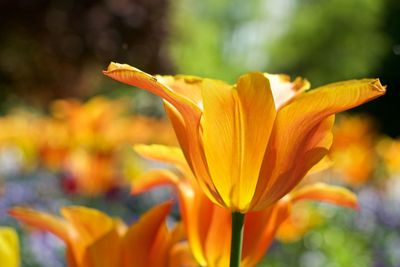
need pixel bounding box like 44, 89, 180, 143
9, 202, 186, 267
105, 63, 385, 212
275, 202, 324, 243
132, 144, 358, 267
330, 115, 377, 186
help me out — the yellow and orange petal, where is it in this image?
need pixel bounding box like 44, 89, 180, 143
9, 202, 179, 267
105, 62, 385, 212
132, 144, 359, 267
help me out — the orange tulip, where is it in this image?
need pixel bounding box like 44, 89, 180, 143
35, 96, 177, 195
105, 63, 385, 212
330, 114, 377, 186
132, 144, 358, 266
9, 202, 185, 267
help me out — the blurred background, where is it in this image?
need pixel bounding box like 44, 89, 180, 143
0, 0, 399, 266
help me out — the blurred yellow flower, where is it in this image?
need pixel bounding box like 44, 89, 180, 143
132, 144, 358, 267
9, 202, 184, 267
377, 137, 400, 175
104, 63, 385, 212
0, 111, 41, 171
0, 227, 20, 267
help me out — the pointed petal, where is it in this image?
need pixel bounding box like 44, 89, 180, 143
60, 206, 115, 242
8, 207, 69, 241
131, 169, 180, 195
103, 63, 200, 115
60, 207, 116, 266
133, 144, 188, 170
256, 79, 385, 210
122, 202, 172, 267
83, 229, 122, 267
290, 183, 358, 209
256, 115, 335, 209
104, 64, 207, 184
202, 72, 276, 211
202, 206, 231, 267
174, 182, 211, 266
0, 227, 20, 267
242, 198, 290, 267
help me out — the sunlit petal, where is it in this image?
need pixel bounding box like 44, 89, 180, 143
242, 198, 290, 267
264, 73, 309, 109
131, 169, 180, 195
164, 102, 223, 205
8, 207, 69, 241
122, 201, 172, 267
202, 72, 276, 211
60, 207, 117, 266
83, 230, 121, 267
60, 207, 115, 243
156, 75, 208, 108
133, 144, 187, 170
103, 63, 200, 114
290, 182, 358, 209
256, 79, 385, 210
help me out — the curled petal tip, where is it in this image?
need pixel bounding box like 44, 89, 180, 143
372, 79, 386, 93
103, 62, 153, 78
104, 62, 134, 72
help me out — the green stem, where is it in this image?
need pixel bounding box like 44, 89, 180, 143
230, 212, 245, 267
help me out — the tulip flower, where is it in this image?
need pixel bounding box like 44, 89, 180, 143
9, 202, 185, 267
132, 144, 358, 267
104, 63, 385, 213
0, 227, 20, 267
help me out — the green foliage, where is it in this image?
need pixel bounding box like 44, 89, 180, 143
169, 0, 388, 86
267, 0, 388, 86
257, 209, 372, 267
168, 0, 265, 82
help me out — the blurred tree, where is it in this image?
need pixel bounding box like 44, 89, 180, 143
266, 0, 387, 85
0, 0, 172, 110
169, 0, 399, 135
168, 0, 266, 82
170, 0, 387, 83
